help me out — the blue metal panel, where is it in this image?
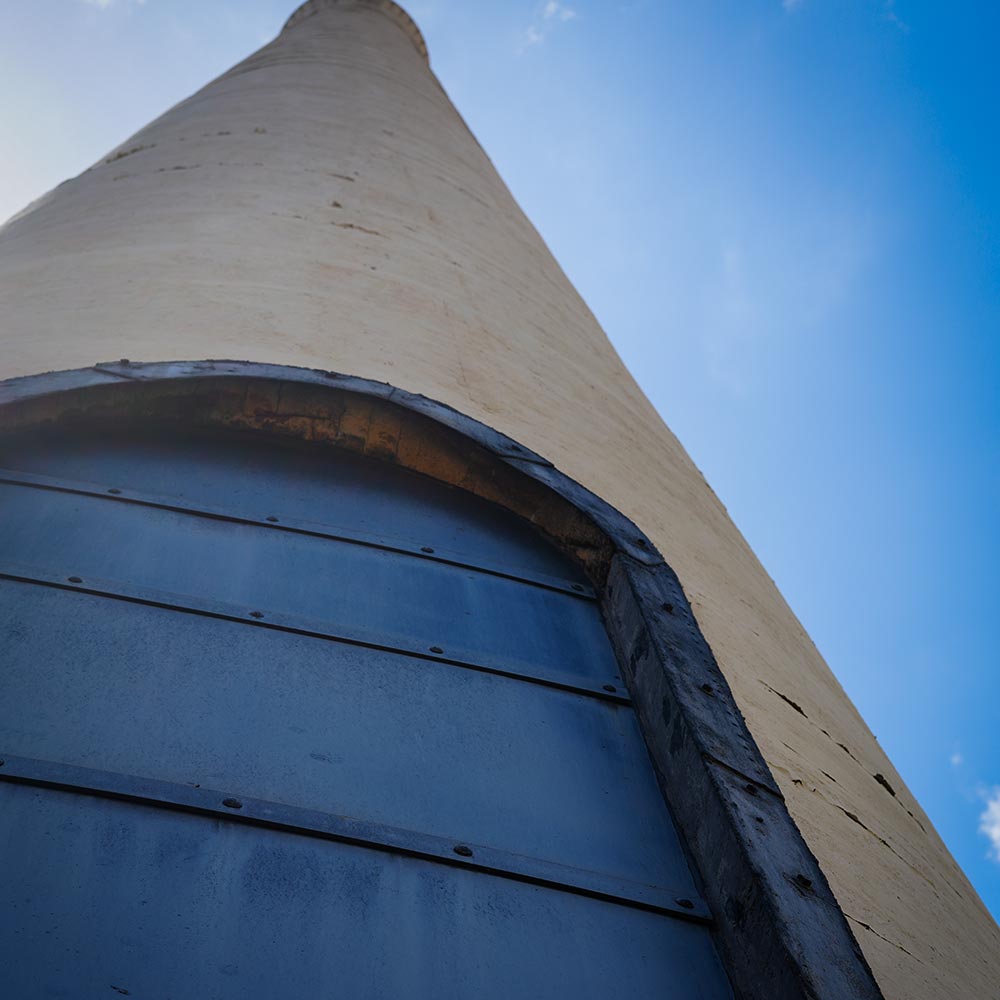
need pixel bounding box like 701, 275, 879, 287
0, 754, 710, 919
0, 785, 733, 1000
0, 466, 594, 596
0, 425, 733, 997
0, 579, 691, 891
0, 482, 618, 682
0, 427, 581, 582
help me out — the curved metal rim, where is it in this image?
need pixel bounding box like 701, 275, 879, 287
0, 359, 884, 1000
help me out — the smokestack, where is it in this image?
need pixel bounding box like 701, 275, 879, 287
0, 3, 995, 998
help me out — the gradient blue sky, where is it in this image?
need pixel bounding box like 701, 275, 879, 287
2, 0, 998, 918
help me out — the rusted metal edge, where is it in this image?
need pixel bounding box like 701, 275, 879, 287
0, 753, 707, 922
0, 361, 885, 1000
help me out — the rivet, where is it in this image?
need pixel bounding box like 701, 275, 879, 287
67, 576, 82, 584
266, 516, 279, 523
603, 684, 617, 693
222, 798, 243, 810
700, 683, 714, 695
636, 538, 648, 549
662, 602, 674, 614
249, 611, 264, 619
745, 783, 759, 796
453, 844, 473, 857
421, 546, 434, 554
675, 898, 695, 910
107, 488, 122, 495
429, 646, 443, 654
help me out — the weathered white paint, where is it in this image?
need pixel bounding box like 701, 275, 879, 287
1, 2, 996, 995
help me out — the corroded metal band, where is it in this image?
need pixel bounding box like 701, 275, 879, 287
283, 0, 429, 63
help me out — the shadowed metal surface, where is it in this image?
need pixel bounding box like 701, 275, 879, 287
0, 465, 595, 597
0, 426, 581, 582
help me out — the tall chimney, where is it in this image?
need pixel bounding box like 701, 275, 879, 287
0, 2, 995, 999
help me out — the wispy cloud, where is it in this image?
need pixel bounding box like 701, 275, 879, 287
519, 1, 577, 52
979, 788, 1000, 861
883, 0, 910, 32
951, 751, 964, 767
80, 0, 146, 8
544, 1, 577, 22
522, 25, 545, 48
782, 0, 804, 11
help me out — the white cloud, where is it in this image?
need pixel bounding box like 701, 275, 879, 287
782, 0, 804, 10
544, 1, 577, 21
521, 25, 544, 48
80, 0, 146, 8
519, 1, 577, 52
951, 752, 964, 767
980, 788, 1000, 861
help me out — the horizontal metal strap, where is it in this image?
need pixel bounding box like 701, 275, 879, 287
0, 468, 595, 599
0, 565, 628, 704
0, 753, 710, 923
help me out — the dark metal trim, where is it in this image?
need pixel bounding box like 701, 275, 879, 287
0, 753, 706, 922
0, 467, 596, 599
0, 566, 626, 704
0, 361, 885, 1000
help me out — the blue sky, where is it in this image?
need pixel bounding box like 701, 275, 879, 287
2, 0, 998, 918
